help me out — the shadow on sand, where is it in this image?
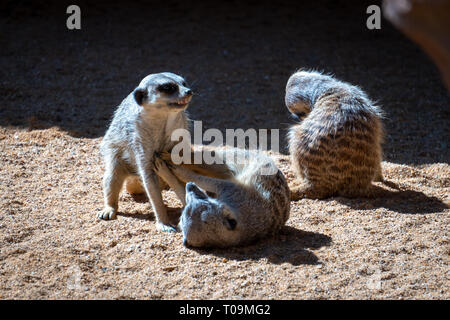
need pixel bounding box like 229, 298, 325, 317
116, 201, 332, 266
334, 180, 448, 214
189, 226, 332, 266
117, 206, 182, 223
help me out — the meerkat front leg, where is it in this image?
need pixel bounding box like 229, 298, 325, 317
98, 158, 126, 220
136, 157, 176, 232
154, 157, 186, 205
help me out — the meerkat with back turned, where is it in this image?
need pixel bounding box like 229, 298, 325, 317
285, 70, 384, 200
153, 147, 291, 248
99, 72, 192, 232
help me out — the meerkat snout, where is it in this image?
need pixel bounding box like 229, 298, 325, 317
285, 92, 311, 120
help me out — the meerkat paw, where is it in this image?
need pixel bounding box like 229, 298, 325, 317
156, 221, 178, 233
289, 185, 306, 201
154, 157, 174, 178
154, 151, 172, 164
288, 180, 309, 200
289, 183, 330, 200
98, 206, 117, 220
154, 156, 168, 172
159, 150, 173, 162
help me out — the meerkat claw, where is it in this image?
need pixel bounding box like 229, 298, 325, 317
98, 207, 117, 220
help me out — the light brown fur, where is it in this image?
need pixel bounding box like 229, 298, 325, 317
286, 70, 384, 200
154, 147, 290, 248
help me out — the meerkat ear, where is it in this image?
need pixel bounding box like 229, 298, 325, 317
224, 217, 237, 231
133, 88, 147, 105
186, 182, 208, 200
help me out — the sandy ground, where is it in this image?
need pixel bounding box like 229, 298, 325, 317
0, 0, 449, 299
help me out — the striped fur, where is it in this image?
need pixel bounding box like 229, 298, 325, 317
162, 147, 291, 248
285, 70, 384, 199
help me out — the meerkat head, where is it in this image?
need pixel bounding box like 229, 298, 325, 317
180, 182, 240, 248
133, 72, 193, 111
285, 69, 328, 120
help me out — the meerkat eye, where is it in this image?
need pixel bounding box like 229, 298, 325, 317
225, 218, 237, 230
157, 83, 178, 94
293, 112, 306, 120
182, 81, 187, 87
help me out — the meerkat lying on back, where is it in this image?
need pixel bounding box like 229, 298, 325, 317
153, 147, 291, 248
285, 70, 384, 200
99, 72, 192, 232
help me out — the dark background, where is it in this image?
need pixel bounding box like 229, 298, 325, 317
1, 0, 448, 164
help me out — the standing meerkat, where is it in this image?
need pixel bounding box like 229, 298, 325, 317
99, 72, 192, 232
153, 147, 291, 248
285, 70, 384, 200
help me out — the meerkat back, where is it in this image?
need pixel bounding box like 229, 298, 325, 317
285, 70, 384, 199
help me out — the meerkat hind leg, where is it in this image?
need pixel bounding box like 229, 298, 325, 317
159, 150, 232, 180
170, 165, 233, 195
99, 164, 127, 220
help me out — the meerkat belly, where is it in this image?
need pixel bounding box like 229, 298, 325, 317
121, 149, 138, 175
258, 171, 290, 222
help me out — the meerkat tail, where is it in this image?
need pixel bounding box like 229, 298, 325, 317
125, 176, 145, 195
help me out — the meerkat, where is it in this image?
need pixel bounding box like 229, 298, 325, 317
285, 70, 384, 200
98, 72, 193, 232
153, 147, 291, 248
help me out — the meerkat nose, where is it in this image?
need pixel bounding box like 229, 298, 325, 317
185, 89, 193, 96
